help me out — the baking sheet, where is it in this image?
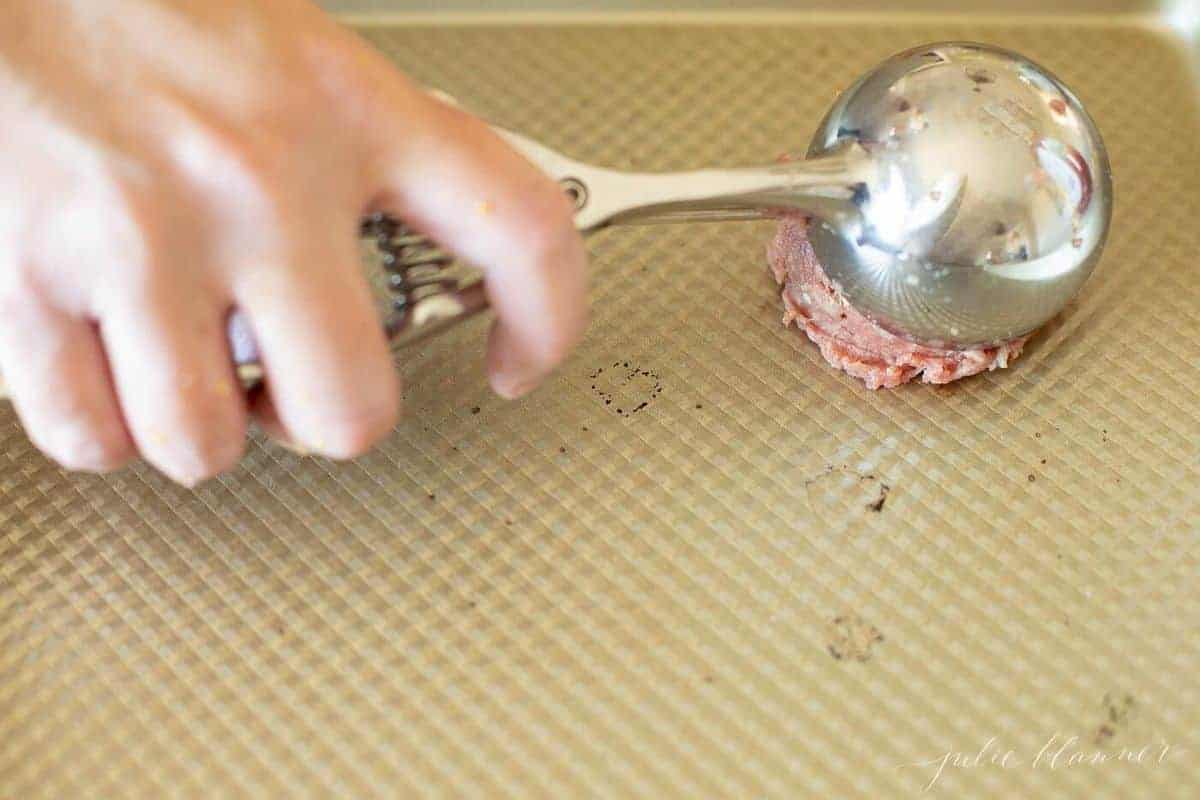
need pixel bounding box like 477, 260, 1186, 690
2, 9, 1199, 799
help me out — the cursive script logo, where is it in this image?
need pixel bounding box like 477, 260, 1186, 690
898, 735, 1178, 792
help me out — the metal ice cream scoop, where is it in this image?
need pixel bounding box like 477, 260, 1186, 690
493, 40, 1110, 351
378, 40, 1109, 370
0, 41, 1115, 397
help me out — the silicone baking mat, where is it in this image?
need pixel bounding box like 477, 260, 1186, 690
2, 10, 1198, 798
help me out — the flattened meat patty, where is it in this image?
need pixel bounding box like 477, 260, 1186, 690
768, 215, 1028, 390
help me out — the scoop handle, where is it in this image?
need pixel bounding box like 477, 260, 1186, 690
495, 126, 868, 233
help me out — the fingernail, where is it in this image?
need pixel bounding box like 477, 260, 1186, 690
275, 437, 312, 456
495, 374, 540, 400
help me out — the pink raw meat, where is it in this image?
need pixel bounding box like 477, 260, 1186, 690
768, 216, 1028, 390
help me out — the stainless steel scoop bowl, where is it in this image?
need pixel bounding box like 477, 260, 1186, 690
0, 41, 1115, 399
798, 41, 1112, 348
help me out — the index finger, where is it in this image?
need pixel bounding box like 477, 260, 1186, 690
362, 75, 588, 399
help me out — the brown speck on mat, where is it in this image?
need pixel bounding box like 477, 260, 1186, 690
866, 483, 890, 512
1093, 693, 1137, 745
827, 614, 884, 662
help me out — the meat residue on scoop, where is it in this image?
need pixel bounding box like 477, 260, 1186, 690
768, 215, 1028, 390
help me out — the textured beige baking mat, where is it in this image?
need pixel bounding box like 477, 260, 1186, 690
2, 12, 1198, 799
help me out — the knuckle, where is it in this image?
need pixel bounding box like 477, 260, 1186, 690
221, 137, 284, 196
107, 173, 160, 231
167, 112, 289, 222
296, 29, 391, 123
516, 191, 588, 370
98, 179, 167, 287
0, 262, 50, 310
297, 30, 360, 90
206, 139, 281, 210
522, 188, 579, 261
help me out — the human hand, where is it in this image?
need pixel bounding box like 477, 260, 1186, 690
0, 0, 587, 485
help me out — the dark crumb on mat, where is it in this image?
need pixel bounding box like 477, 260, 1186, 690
866, 483, 890, 512
827, 614, 885, 662
471, 406, 480, 415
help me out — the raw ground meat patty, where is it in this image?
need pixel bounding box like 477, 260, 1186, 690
768, 215, 1029, 390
